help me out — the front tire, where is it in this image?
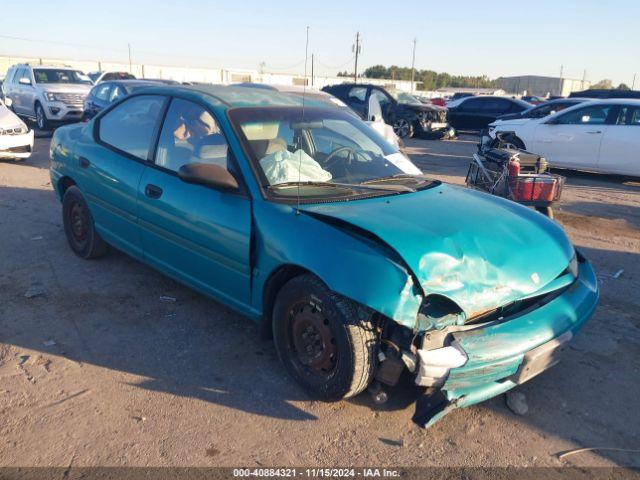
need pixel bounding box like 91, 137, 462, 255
272, 274, 378, 400
393, 118, 414, 138
35, 102, 49, 131
62, 186, 109, 259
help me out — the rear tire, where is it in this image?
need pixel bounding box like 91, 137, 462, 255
62, 186, 109, 259
272, 274, 378, 400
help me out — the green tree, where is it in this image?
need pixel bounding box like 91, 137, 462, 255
590, 79, 613, 89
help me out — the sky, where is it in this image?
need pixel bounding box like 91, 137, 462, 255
1, 0, 638, 87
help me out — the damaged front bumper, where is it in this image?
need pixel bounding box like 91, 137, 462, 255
412, 253, 599, 428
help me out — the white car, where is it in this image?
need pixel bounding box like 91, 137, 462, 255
0, 98, 34, 161
489, 99, 640, 177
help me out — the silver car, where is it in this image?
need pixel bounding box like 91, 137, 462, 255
2, 64, 92, 130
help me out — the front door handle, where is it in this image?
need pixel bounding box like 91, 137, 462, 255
586, 130, 602, 134
145, 184, 163, 199
79, 156, 90, 168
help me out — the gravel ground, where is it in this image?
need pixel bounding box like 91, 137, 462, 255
0, 132, 638, 470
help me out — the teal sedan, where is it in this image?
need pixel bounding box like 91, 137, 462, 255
49, 85, 599, 427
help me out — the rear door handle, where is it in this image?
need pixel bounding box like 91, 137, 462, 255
586, 131, 602, 134
144, 184, 163, 199
79, 156, 90, 168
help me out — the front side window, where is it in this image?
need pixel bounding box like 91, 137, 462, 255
555, 104, 612, 125
370, 89, 391, 109
98, 95, 165, 160
33, 69, 92, 85
155, 98, 229, 173
109, 86, 126, 102
229, 107, 431, 201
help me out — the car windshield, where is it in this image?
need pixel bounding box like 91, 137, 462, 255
229, 106, 433, 201
33, 69, 92, 85
388, 90, 422, 105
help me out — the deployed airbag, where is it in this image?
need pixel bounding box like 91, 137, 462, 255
260, 149, 332, 185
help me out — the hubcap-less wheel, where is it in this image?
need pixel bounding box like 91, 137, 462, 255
393, 118, 412, 138
69, 201, 88, 243
289, 302, 338, 379
36, 105, 46, 130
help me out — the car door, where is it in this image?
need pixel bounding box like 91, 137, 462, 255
12, 68, 27, 115
80, 94, 167, 258
449, 97, 483, 129
137, 97, 252, 308
368, 87, 395, 124
344, 86, 369, 119
597, 104, 640, 176
531, 103, 614, 170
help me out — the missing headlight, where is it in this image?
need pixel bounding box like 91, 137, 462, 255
417, 295, 466, 331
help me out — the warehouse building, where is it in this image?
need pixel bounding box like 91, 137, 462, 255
496, 75, 590, 97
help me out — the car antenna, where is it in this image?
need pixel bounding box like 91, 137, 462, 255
296, 26, 310, 215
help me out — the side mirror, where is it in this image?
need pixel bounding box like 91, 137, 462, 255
19, 77, 32, 86
178, 163, 239, 191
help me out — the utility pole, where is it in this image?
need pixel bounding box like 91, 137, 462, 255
352, 32, 361, 83
410, 38, 417, 94
633, 73, 637, 90
311, 54, 314, 87
558, 65, 564, 96
582, 69, 587, 89
128, 43, 132, 74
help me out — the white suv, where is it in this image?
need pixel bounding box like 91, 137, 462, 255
2, 64, 92, 130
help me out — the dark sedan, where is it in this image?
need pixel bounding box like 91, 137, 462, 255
447, 96, 531, 130
83, 80, 161, 120
496, 98, 588, 121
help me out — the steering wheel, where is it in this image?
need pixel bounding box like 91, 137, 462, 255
323, 146, 368, 170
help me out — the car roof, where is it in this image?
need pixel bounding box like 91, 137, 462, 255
578, 98, 640, 106
137, 84, 331, 110
101, 80, 160, 86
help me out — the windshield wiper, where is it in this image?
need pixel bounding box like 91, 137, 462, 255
361, 173, 426, 184
267, 181, 415, 193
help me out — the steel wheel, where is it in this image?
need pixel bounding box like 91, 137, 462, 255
393, 118, 413, 138
62, 186, 109, 259
272, 274, 378, 400
69, 200, 89, 244
289, 301, 338, 379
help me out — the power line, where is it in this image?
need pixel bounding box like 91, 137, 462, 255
315, 55, 355, 70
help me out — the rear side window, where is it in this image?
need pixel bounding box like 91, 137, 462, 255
94, 84, 112, 101
98, 95, 165, 160
615, 106, 640, 126
348, 87, 367, 103
459, 97, 484, 111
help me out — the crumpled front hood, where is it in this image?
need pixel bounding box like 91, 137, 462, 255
299, 183, 574, 319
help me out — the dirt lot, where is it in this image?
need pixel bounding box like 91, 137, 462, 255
0, 132, 639, 470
